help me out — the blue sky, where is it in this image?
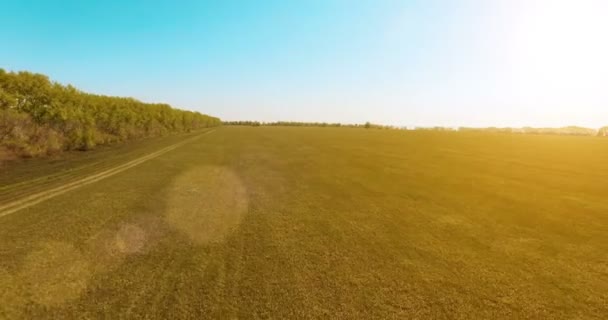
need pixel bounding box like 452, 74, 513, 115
1, 0, 607, 127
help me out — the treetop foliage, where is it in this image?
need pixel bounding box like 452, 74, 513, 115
0, 69, 220, 158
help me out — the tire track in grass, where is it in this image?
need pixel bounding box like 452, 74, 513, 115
0, 130, 215, 218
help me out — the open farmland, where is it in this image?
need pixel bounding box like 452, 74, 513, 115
1, 126, 607, 319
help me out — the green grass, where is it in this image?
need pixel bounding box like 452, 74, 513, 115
1, 126, 607, 319
0, 132, 204, 203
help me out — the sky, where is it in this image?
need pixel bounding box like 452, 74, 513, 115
1, 0, 607, 127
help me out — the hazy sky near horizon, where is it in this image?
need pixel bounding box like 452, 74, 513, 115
1, 0, 607, 127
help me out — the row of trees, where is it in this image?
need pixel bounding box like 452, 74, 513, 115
226, 121, 608, 136
223, 121, 395, 129
400, 126, 608, 136
457, 126, 602, 136
0, 69, 220, 157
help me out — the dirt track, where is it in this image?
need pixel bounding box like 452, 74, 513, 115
0, 130, 214, 218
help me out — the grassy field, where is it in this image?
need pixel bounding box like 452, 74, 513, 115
1, 126, 607, 319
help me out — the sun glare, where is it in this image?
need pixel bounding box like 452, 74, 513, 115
506, 0, 608, 102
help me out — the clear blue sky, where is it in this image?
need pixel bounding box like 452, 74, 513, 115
1, 0, 607, 127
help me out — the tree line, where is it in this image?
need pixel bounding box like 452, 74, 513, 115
0, 69, 220, 158
224, 121, 395, 129
226, 121, 608, 137
457, 126, 605, 136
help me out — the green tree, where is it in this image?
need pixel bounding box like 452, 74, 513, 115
0, 68, 221, 158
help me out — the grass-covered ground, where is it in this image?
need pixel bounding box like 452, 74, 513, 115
1, 126, 607, 319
